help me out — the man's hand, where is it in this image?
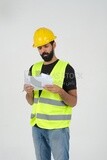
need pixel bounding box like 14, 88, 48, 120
44, 84, 62, 94
23, 84, 34, 105
24, 84, 34, 94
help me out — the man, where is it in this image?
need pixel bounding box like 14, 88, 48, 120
24, 27, 77, 160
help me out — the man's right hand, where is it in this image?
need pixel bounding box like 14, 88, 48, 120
24, 84, 34, 94
24, 84, 34, 105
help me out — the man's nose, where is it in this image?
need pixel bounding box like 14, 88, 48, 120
41, 46, 46, 53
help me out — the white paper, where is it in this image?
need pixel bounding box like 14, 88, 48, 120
24, 71, 53, 90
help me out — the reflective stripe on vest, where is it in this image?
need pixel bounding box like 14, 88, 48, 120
31, 113, 71, 120
34, 97, 67, 106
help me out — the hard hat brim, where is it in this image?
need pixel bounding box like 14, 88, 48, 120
33, 36, 57, 48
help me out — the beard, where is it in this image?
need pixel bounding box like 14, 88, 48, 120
40, 49, 54, 62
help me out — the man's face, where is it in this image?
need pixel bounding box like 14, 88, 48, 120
37, 43, 54, 62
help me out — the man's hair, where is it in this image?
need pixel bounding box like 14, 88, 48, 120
50, 40, 55, 45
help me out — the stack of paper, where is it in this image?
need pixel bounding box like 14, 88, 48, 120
24, 71, 53, 90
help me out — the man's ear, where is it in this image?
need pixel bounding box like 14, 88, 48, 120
53, 41, 56, 49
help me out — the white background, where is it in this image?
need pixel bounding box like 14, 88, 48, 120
0, 0, 107, 160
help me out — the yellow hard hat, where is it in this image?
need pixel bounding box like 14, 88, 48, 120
33, 27, 57, 47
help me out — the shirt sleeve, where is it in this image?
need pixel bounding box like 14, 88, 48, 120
63, 64, 77, 92
28, 65, 33, 76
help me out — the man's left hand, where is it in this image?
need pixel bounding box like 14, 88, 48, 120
44, 84, 62, 94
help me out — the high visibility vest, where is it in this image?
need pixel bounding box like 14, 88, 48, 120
30, 60, 72, 129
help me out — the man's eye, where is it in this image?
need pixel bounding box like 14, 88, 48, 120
44, 45, 49, 48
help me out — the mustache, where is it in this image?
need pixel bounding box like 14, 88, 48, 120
42, 52, 49, 56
